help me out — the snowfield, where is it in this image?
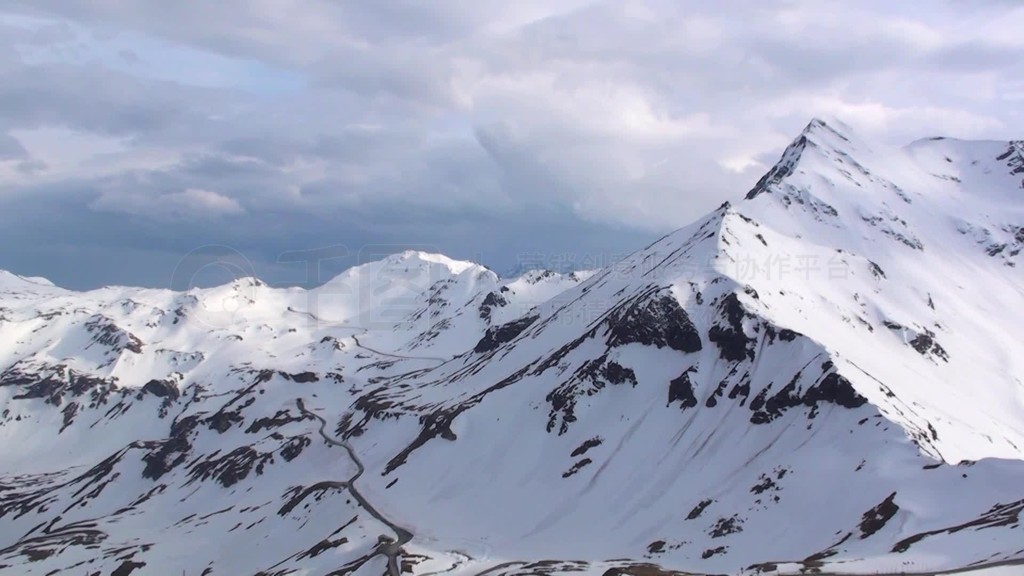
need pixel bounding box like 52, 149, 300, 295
1, 119, 1022, 576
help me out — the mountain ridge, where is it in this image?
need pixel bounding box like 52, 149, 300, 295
0, 120, 1022, 575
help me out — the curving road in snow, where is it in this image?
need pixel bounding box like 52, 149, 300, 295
285, 306, 448, 364
351, 333, 448, 364
296, 398, 414, 576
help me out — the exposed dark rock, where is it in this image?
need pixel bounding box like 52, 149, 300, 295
748, 384, 770, 413
705, 380, 729, 408
280, 436, 311, 462
751, 373, 804, 424
701, 546, 727, 559
482, 291, 508, 308
205, 384, 258, 433
142, 379, 179, 400
709, 515, 744, 538
299, 536, 350, 560
727, 379, 751, 406
546, 354, 637, 434
805, 372, 867, 409
561, 458, 593, 478
142, 415, 201, 481
604, 290, 702, 353
207, 410, 245, 434
571, 437, 603, 458
0, 444, 131, 524
479, 291, 509, 320
85, 315, 144, 355
708, 294, 754, 362
602, 361, 636, 385
111, 561, 146, 576
246, 409, 312, 434
384, 409, 460, 475
279, 482, 343, 517
811, 534, 853, 563
344, 390, 404, 439
687, 499, 714, 520
859, 492, 899, 539
188, 446, 274, 488
751, 365, 866, 424
4, 364, 117, 407
668, 369, 698, 410
869, 261, 886, 279
884, 230, 924, 250
750, 475, 777, 495
60, 402, 78, 433
909, 332, 949, 362
474, 315, 539, 353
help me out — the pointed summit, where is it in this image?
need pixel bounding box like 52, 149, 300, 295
745, 117, 866, 200
802, 117, 848, 138
744, 129, 810, 200
800, 116, 863, 151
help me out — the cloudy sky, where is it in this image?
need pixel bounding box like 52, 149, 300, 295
0, 1, 1021, 289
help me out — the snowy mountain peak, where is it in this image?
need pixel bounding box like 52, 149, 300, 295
316, 250, 494, 301
802, 116, 856, 144
746, 118, 870, 202
379, 250, 485, 275
0, 270, 59, 292
2, 120, 1024, 576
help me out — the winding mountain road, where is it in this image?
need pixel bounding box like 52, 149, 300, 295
296, 398, 414, 576
351, 333, 447, 364
285, 306, 448, 364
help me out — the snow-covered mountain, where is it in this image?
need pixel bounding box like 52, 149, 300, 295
1, 119, 1023, 576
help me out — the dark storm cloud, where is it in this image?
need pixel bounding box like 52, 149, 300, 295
0, 1, 1020, 288
0, 170, 650, 289
0, 60, 224, 138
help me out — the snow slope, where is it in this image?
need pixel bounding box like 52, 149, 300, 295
1, 120, 1022, 576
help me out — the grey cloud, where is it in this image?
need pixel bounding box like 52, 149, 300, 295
924, 41, 1024, 72
0, 1, 1020, 288
0, 61, 224, 138
0, 132, 26, 159
0, 170, 651, 289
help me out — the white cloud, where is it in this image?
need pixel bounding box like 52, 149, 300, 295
166, 188, 244, 215
91, 187, 244, 220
